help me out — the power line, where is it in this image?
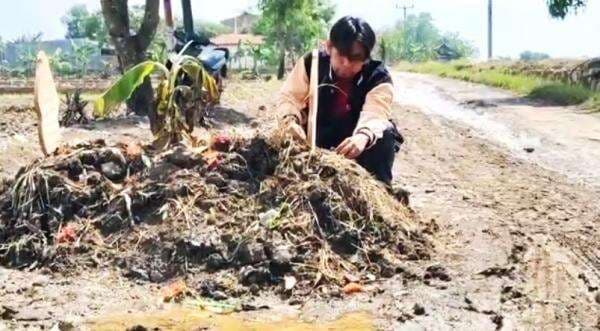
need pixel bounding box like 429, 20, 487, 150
488, 0, 493, 60
395, 2, 414, 21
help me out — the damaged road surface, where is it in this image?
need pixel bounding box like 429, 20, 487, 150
1, 75, 599, 330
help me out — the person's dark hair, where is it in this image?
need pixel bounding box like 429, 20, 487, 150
329, 16, 376, 61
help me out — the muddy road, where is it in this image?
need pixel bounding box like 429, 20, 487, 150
1, 74, 599, 330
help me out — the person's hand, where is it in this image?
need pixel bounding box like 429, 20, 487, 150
335, 133, 370, 159
288, 122, 307, 141
280, 116, 307, 141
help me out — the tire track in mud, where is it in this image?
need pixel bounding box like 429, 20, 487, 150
393, 104, 600, 329
522, 238, 584, 329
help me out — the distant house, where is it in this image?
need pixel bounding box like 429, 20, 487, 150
436, 42, 459, 62
211, 33, 264, 70
210, 33, 264, 50
220, 12, 259, 34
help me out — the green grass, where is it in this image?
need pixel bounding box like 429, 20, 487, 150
397, 61, 600, 112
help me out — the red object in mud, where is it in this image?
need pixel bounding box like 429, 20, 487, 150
211, 134, 231, 152
56, 224, 76, 244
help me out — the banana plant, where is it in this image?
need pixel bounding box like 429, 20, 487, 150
94, 54, 219, 148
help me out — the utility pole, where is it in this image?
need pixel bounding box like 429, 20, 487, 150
488, 0, 493, 60
396, 2, 414, 21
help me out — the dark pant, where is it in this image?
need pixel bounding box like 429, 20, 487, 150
357, 127, 399, 185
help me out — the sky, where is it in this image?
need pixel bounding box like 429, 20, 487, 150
1, 0, 599, 59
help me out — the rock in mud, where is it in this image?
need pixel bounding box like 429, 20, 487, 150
126, 325, 148, 331
85, 172, 102, 186
206, 253, 228, 270
424, 264, 451, 282
500, 285, 524, 303
124, 267, 150, 281
98, 215, 130, 236
237, 137, 278, 178
176, 236, 218, 264
205, 172, 228, 188
198, 279, 229, 300
413, 303, 426, 316
100, 161, 126, 181
308, 190, 341, 235
491, 314, 504, 330
329, 230, 360, 255
239, 266, 271, 286
78, 150, 98, 166
237, 242, 267, 265
0, 305, 17, 320
478, 266, 515, 278
270, 245, 293, 275
99, 147, 126, 165
67, 158, 84, 180
166, 146, 203, 168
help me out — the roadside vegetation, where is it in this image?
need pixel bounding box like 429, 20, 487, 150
398, 61, 600, 112
377, 13, 476, 63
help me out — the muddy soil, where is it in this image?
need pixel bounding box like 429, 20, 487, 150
1, 74, 599, 330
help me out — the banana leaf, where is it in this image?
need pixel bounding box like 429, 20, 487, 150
180, 59, 220, 103
94, 61, 168, 117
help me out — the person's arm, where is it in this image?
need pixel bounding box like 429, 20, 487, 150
277, 58, 310, 125
353, 82, 394, 148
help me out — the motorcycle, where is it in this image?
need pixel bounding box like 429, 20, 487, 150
163, 0, 229, 128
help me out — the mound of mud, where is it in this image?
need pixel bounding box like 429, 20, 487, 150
0, 133, 430, 296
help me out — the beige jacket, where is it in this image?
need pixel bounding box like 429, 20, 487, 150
277, 58, 394, 146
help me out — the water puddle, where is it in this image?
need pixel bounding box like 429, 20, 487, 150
86, 307, 373, 331
394, 73, 541, 153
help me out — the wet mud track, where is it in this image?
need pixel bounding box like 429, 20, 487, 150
390, 73, 600, 329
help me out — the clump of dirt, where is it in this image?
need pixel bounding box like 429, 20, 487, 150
0, 132, 430, 296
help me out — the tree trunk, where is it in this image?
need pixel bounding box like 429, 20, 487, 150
277, 47, 285, 80
100, 0, 159, 119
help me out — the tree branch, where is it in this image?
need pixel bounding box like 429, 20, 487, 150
135, 0, 160, 50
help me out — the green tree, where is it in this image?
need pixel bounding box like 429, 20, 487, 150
546, 0, 587, 18
71, 39, 97, 76
255, 0, 335, 79
240, 42, 273, 74
442, 32, 477, 59
49, 48, 73, 76
0, 37, 5, 61
378, 13, 475, 63
62, 5, 108, 46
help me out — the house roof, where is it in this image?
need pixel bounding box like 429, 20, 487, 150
220, 12, 259, 25
210, 33, 264, 47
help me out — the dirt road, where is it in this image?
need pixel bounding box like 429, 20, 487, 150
389, 72, 600, 329
1, 74, 599, 330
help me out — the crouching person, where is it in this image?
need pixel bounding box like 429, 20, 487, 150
277, 16, 406, 203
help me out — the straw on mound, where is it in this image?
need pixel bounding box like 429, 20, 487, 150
0, 131, 429, 295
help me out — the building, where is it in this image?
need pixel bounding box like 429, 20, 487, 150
210, 34, 264, 50
220, 12, 259, 34
436, 42, 459, 62
211, 33, 265, 70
